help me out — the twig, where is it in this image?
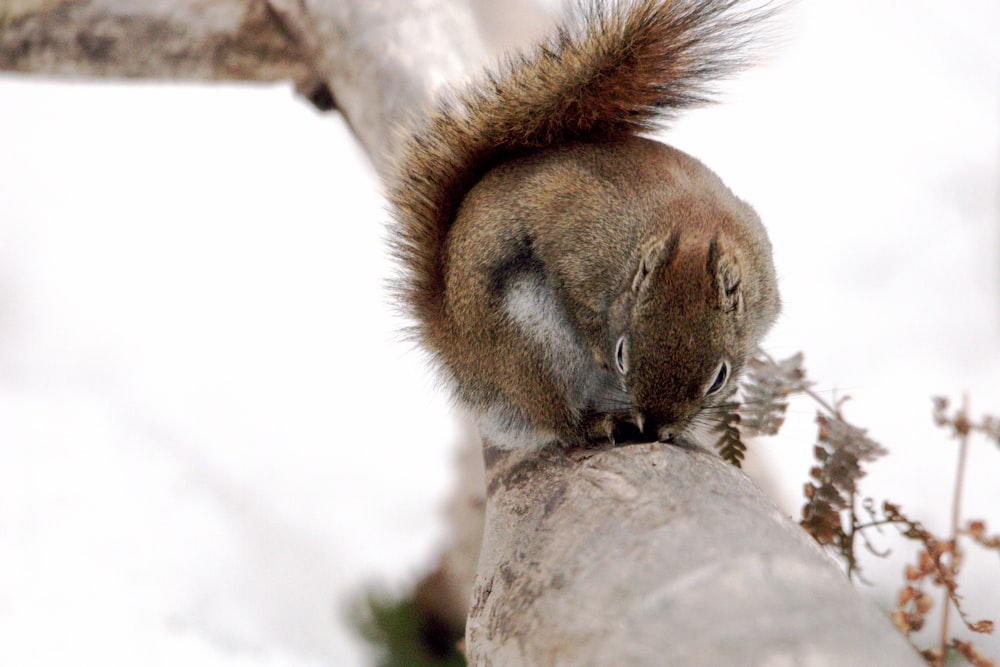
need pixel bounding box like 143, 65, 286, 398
940, 394, 972, 666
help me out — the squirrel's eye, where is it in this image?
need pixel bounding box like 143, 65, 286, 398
705, 360, 730, 396
614, 335, 629, 374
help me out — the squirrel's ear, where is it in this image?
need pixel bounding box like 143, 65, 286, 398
708, 237, 744, 314
632, 231, 680, 293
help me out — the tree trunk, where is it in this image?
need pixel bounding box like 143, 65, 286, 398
1, 2, 923, 664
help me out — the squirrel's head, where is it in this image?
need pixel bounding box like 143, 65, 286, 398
608, 231, 753, 443
596, 140, 781, 446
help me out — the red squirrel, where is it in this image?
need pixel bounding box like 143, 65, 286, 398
391, 0, 781, 449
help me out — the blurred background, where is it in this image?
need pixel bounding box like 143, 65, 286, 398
0, 1, 997, 664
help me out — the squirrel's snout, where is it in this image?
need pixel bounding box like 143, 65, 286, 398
639, 412, 687, 444
626, 411, 663, 443
636, 416, 671, 443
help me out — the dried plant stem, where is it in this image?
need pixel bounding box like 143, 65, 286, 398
802, 384, 843, 417
940, 394, 971, 666
756, 349, 840, 416
846, 488, 859, 581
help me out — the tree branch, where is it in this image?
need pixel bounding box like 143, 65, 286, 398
468, 441, 922, 665
1, 1, 309, 82
0, 0, 485, 176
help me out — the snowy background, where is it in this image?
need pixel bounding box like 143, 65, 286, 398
1, 1, 998, 664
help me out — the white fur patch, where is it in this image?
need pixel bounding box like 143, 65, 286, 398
503, 274, 589, 400
477, 403, 555, 451
495, 273, 634, 448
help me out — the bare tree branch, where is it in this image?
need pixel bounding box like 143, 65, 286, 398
468, 441, 922, 665
1, 1, 309, 81
0, 0, 485, 176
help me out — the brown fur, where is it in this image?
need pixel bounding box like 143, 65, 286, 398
390, 0, 780, 448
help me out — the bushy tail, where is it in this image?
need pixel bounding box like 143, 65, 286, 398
391, 0, 775, 344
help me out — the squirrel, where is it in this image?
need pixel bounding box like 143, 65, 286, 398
390, 0, 781, 450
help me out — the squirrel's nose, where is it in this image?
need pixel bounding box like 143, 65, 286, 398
637, 413, 680, 443
638, 417, 668, 442
631, 412, 684, 444
658, 426, 679, 443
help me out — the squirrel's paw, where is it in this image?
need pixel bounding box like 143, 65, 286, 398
580, 411, 646, 447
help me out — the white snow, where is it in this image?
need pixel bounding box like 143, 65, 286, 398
1, 1, 998, 664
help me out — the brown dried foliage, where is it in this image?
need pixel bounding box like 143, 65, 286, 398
801, 409, 888, 578
728, 354, 998, 665
883, 503, 993, 639
713, 406, 745, 467
711, 350, 802, 466
965, 521, 1000, 550
739, 352, 805, 437
950, 639, 998, 667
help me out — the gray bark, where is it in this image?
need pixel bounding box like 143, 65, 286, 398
301, 0, 485, 174
1, 1, 312, 82
1, 1, 924, 665
468, 441, 921, 666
